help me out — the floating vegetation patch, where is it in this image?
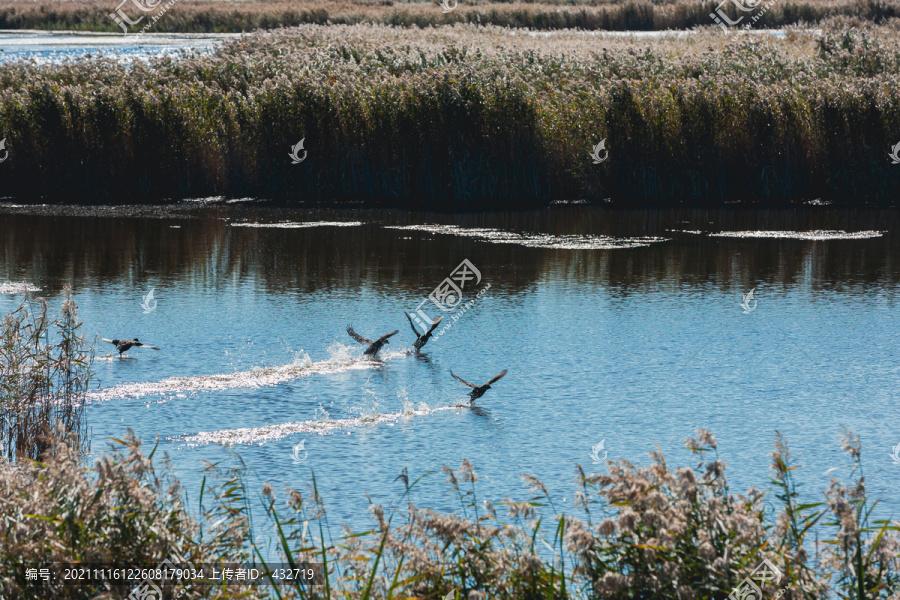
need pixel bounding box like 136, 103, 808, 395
385, 225, 666, 249
710, 230, 885, 240
0, 281, 40, 294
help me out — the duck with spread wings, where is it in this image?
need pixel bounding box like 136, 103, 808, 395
346, 325, 399, 357
405, 313, 443, 353
450, 369, 507, 402
102, 338, 160, 355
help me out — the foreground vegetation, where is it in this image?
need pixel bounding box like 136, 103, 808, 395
0, 0, 895, 33
0, 428, 897, 598
0, 291, 91, 462
1, 21, 899, 206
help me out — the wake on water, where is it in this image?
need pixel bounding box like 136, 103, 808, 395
86, 343, 411, 404
90, 343, 466, 443
177, 401, 464, 446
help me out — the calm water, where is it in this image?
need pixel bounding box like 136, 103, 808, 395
1, 202, 898, 551
0, 30, 233, 64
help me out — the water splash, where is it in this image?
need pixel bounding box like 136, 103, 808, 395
230, 221, 363, 229
178, 403, 463, 446
384, 224, 665, 249
86, 344, 405, 404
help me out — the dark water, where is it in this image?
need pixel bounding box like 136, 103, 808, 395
1, 202, 898, 551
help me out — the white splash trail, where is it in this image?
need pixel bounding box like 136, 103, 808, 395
86, 345, 409, 404
178, 404, 464, 446
384, 224, 666, 249
230, 221, 363, 229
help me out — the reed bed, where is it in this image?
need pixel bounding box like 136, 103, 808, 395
0, 433, 266, 599
0, 21, 899, 205
0, 428, 897, 598
0, 291, 92, 462
0, 0, 895, 33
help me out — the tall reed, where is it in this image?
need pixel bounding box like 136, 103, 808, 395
0, 290, 92, 462
0, 426, 896, 598
1, 21, 898, 206
256, 430, 900, 599
0, 0, 894, 33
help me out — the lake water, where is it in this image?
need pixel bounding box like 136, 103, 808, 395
0, 201, 898, 552
0, 30, 235, 64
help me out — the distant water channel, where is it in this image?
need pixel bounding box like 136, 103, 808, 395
0, 30, 236, 64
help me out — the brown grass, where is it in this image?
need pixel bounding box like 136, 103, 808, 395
1, 428, 897, 598
1, 20, 899, 205
0, 0, 895, 32
0, 290, 91, 462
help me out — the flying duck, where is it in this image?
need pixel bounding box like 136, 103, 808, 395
102, 338, 160, 355
405, 313, 442, 352
346, 325, 399, 357
450, 369, 507, 402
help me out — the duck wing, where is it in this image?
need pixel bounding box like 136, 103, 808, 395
486, 370, 508, 385
405, 313, 421, 337
451, 370, 478, 388
347, 325, 373, 345
426, 316, 443, 335
377, 330, 399, 343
